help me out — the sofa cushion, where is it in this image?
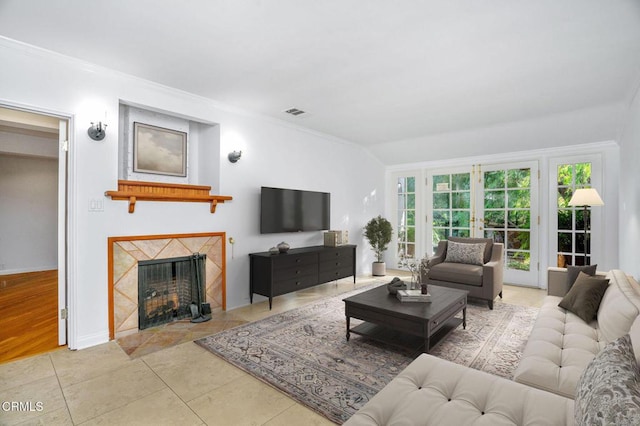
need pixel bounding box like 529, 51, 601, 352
574, 334, 640, 425
558, 272, 609, 323
597, 270, 640, 344
566, 264, 597, 289
344, 354, 574, 426
449, 237, 493, 263
429, 262, 483, 286
513, 296, 606, 398
444, 240, 485, 266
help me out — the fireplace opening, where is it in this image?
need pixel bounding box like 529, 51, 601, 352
138, 253, 206, 330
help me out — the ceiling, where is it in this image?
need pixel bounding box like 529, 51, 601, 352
1, 0, 640, 162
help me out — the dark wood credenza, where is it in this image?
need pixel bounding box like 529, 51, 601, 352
249, 245, 356, 309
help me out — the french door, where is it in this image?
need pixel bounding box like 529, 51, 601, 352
427, 161, 539, 286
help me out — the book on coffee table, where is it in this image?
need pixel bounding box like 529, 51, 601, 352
397, 289, 431, 302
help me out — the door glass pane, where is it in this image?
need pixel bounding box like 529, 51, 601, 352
507, 169, 530, 188
484, 190, 505, 209
484, 211, 505, 228
452, 192, 470, 209
507, 189, 530, 208
433, 211, 450, 227
433, 193, 449, 209
452, 211, 470, 228
452, 173, 470, 190
484, 170, 505, 189
558, 209, 572, 230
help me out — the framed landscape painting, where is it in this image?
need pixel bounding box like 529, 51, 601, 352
133, 122, 187, 177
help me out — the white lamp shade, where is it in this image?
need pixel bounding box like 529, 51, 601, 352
568, 188, 604, 207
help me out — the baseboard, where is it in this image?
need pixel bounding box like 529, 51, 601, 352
73, 331, 110, 350
0, 265, 57, 276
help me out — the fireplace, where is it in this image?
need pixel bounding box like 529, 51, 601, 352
137, 254, 206, 329
108, 232, 226, 339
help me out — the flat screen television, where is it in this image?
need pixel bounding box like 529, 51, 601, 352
260, 186, 330, 234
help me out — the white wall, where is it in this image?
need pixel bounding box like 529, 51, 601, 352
619, 87, 640, 280
371, 103, 625, 164
0, 39, 386, 349
0, 153, 58, 273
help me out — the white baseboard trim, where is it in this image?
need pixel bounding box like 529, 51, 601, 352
74, 331, 110, 350
0, 265, 57, 276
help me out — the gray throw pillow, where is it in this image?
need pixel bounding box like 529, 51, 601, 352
567, 264, 597, 289
444, 241, 486, 266
558, 272, 609, 323
574, 334, 640, 425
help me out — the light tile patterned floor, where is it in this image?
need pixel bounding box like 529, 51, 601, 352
0, 272, 545, 425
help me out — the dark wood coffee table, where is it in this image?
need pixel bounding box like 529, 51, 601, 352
343, 285, 468, 353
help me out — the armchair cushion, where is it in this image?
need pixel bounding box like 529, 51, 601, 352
429, 262, 483, 286
444, 240, 486, 266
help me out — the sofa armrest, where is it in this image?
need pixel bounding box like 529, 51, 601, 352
427, 241, 447, 269
482, 243, 504, 289
547, 267, 570, 297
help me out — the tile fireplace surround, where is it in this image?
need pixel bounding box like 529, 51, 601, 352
108, 232, 226, 339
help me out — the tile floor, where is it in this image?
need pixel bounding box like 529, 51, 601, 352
0, 273, 546, 425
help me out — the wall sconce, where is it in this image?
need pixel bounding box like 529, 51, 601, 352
228, 150, 242, 163
88, 121, 107, 141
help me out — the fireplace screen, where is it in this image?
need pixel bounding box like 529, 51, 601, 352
138, 254, 206, 329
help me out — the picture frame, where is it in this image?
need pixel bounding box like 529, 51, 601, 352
133, 122, 187, 177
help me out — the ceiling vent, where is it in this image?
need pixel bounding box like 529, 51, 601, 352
283, 108, 307, 117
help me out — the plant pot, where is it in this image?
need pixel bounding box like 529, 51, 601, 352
372, 262, 386, 276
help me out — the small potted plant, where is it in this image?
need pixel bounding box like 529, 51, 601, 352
364, 215, 393, 276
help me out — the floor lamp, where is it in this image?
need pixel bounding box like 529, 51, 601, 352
568, 188, 604, 265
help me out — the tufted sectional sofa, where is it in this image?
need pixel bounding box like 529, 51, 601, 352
513, 268, 640, 398
344, 268, 640, 425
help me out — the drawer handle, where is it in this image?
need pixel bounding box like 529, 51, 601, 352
296, 259, 301, 263
296, 281, 301, 286
296, 270, 301, 275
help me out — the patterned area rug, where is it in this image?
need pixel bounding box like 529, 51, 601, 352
196, 284, 539, 424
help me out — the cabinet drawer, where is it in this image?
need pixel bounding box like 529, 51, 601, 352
319, 266, 354, 283
275, 275, 319, 295
319, 246, 353, 262
274, 264, 318, 281
272, 253, 317, 269
319, 258, 352, 273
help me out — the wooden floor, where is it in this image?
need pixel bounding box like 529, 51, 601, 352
0, 270, 61, 364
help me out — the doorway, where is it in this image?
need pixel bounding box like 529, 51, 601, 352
0, 106, 68, 363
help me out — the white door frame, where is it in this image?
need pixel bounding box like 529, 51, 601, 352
1, 100, 75, 349
57, 119, 68, 345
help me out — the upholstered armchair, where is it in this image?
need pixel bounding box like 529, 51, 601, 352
421, 237, 504, 309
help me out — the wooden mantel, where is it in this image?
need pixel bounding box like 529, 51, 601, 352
105, 180, 232, 213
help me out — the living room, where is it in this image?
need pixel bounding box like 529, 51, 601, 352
1, 1, 640, 424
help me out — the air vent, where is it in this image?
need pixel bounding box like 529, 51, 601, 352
283, 108, 307, 117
